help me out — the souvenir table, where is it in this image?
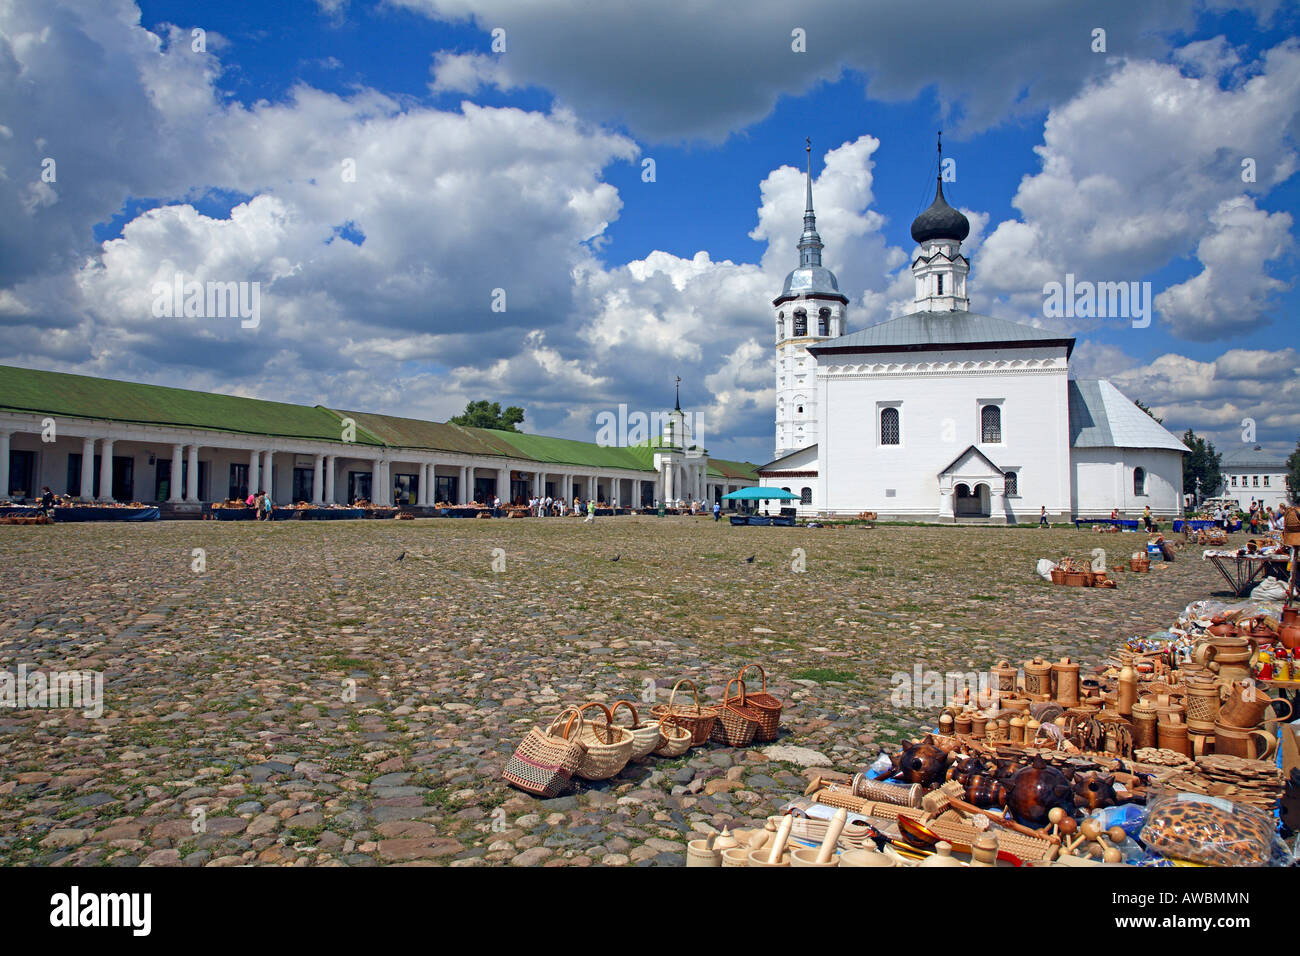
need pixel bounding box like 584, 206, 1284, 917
1201, 550, 1290, 597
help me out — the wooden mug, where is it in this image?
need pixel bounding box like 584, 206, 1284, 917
1213, 721, 1278, 760
1219, 680, 1292, 728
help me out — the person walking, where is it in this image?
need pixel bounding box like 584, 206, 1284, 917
584, 498, 596, 524
1143, 505, 1154, 532
492, 494, 501, 518
713, 500, 721, 521
1038, 506, 1049, 528
39, 485, 55, 516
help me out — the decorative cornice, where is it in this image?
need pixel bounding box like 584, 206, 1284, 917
819, 357, 1068, 378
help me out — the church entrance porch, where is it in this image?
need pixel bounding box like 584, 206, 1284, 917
954, 482, 990, 518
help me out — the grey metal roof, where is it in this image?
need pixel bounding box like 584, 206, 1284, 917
780, 265, 843, 298
1221, 445, 1288, 469
1068, 380, 1188, 452
809, 310, 1074, 355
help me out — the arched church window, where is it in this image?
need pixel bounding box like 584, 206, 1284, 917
1134, 467, 1146, 496
981, 405, 1002, 443
1004, 471, 1017, 497
937, 274, 944, 296
800, 487, 812, 505
777, 316, 784, 339
880, 407, 900, 445
818, 308, 830, 336
793, 310, 807, 336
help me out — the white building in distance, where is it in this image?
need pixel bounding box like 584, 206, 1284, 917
759, 143, 1187, 522
1217, 445, 1291, 511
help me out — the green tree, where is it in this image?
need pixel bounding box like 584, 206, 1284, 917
449, 400, 525, 432
1287, 437, 1300, 500
1134, 399, 1163, 424
1182, 429, 1223, 502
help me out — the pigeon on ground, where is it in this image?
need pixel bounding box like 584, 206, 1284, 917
611, 554, 620, 562
397, 551, 406, 562
745, 555, 755, 564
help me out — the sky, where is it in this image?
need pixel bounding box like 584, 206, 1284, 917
1, 0, 1298, 466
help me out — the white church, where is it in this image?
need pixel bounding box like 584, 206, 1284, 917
758, 146, 1187, 522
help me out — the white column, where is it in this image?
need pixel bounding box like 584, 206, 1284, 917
248, 449, 260, 496
664, 461, 674, 503
991, 481, 1006, 524
460, 465, 469, 504
262, 450, 274, 503
325, 456, 336, 504
373, 459, 386, 505
534, 471, 544, 499
168, 444, 183, 502
98, 439, 115, 501
498, 467, 509, 504
0, 431, 9, 497
418, 463, 429, 506
312, 454, 324, 505
186, 444, 199, 501
80, 437, 95, 501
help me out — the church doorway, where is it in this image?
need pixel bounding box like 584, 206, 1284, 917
954, 482, 990, 518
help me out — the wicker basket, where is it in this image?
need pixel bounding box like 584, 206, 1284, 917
654, 720, 692, 757
1130, 557, 1150, 573
1050, 568, 1066, 585
737, 663, 782, 742
572, 702, 634, 780
609, 700, 662, 761
710, 678, 762, 747
650, 679, 717, 746
502, 707, 588, 798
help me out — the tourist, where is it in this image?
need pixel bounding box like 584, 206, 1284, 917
1143, 505, 1154, 532
39, 485, 55, 516
584, 498, 596, 524
1109, 508, 1118, 521
544, 495, 552, 516
1039, 506, 1049, 528
713, 500, 721, 521
262, 491, 274, 521
492, 494, 501, 517
573, 495, 580, 515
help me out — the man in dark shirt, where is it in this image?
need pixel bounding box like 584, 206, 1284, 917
39, 486, 55, 515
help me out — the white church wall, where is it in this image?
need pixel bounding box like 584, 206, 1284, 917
816, 347, 1072, 518
1071, 447, 1184, 518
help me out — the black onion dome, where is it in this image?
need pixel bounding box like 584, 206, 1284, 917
910, 178, 970, 244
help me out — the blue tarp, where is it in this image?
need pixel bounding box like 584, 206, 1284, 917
721, 487, 799, 501
53, 506, 159, 522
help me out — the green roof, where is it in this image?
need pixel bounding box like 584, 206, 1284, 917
0, 364, 383, 444
0, 364, 760, 477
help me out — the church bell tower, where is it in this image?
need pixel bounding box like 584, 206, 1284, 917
773, 139, 848, 460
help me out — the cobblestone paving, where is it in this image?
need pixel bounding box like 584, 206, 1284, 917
0, 517, 1225, 866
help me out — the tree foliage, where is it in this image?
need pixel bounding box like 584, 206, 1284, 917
1287, 437, 1300, 500
1134, 399, 1163, 424
449, 400, 525, 432
1182, 429, 1223, 500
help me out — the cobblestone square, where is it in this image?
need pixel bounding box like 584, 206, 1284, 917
0, 518, 1217, 866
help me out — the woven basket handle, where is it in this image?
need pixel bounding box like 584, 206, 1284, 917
578, 701, 616, 744
609, 699, 640, 730
737, 663, 767, 694
546, 706, 584, 742
667, 678, 700, 715
723, 677, 747, 707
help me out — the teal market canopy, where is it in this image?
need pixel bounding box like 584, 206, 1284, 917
721, 487, 800, 501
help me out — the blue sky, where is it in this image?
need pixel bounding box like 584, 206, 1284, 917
2, 0, 1298, 465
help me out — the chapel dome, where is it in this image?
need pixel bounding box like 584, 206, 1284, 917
910, 178, 970, 244
781, 265, 841, 298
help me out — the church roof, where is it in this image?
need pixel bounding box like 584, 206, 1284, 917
808, 311, 1075, 357
911, 178, 970, 244
1067, 380, 1188, 453
1221, 445, 1288, 469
